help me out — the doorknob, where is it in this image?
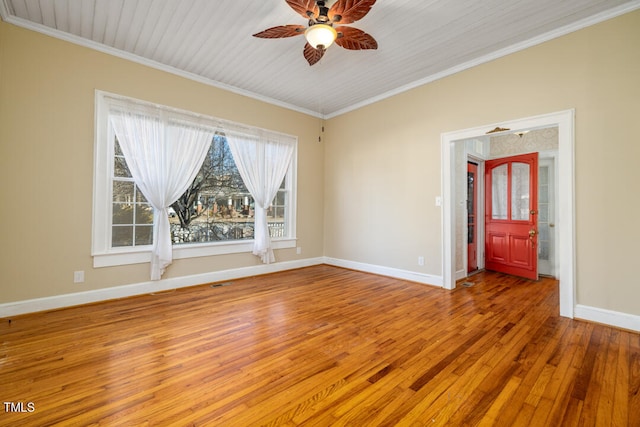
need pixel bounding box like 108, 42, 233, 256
529, 229, 537, 237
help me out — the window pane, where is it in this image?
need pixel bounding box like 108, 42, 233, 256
538, 225, 549, 242
171, 135, 260, 245
114, 156, 131, 178
113, 204, 133, 224
491, 164, 508, 220
135, 205, 154, 224
539, 234, 550, 260
112, 226, 133, 247
114, 138, 124, 156
538, 205, 548, 222
135, 225, 153, 245
275, 189, 286, 206
114, 138, 132, 177
539, 165, 548, 186
113, 181, 134, 203
538, 164, 551, 262
135, 188, 149, 203
268, 221, 285, 238
539, 185, 548, 205
112, 178, 153, 246
511, 162, 530, 220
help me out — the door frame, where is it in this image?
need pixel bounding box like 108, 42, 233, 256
466, 161, 479, 274
463, 156, 485, 275
441, 109, 575, 318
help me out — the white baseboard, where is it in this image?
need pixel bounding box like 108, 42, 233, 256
4, 257, 638, 333
574, 304, 640, 332
0, 257, 325, 317
0, 257, 440, 317
323, 257, 443, 287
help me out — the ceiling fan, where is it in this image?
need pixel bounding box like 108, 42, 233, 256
253, 0, 378, 66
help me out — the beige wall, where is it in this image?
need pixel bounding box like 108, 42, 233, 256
2, 10, 640, 319
325, 10, 640, 316
0, 21, 324, 303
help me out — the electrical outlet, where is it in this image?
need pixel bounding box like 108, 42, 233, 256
296, 247, 302, 255
418, 256, 425, 266
74, 271, 85, 283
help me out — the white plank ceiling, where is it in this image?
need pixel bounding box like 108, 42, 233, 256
1, 0, 639, 117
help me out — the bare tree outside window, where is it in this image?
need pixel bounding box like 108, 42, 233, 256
111, 133, 287, 247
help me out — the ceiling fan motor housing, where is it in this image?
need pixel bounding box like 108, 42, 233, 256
313, 1, 331, 24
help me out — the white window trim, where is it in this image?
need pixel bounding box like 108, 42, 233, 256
92, 90, 297, 268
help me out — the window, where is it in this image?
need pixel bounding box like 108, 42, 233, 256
93, 91, 297, 267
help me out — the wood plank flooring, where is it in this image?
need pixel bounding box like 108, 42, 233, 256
1, 265, 638, 426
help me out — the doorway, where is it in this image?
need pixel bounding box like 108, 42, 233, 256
441, 110, 575, 318
464, 151, 554, 280
467, 161, 479, 274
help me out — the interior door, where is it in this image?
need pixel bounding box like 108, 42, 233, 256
538, 158, 556, 277
485, 153, 538, 280
467, 162, 478, 273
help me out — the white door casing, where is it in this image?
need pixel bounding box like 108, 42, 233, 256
441, 109, 575, 318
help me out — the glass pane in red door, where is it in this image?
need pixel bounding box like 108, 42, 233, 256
491, 164, 508, 220
511, 162, 530, 220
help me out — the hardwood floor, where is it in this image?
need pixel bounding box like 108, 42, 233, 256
1, 265, 638, 426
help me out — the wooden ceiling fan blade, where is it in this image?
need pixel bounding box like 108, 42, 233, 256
304, 42, 325, 66
335, 26, 378, 50
286, 0, 319, 20
329, 0, 377, 24
253, 25, 306, 38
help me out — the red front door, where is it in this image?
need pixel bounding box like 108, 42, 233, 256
485, 153, 538, 280
467, 162, 478, 273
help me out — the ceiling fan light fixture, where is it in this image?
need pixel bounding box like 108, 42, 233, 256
305, 24, 337, 49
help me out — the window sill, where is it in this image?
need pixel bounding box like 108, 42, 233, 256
93, 238, 297, 268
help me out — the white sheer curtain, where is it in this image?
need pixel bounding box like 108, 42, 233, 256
110, 110, 214, 280
226, 132, 294, 264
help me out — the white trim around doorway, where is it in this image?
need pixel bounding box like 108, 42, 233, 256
441, 109, 575, 318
